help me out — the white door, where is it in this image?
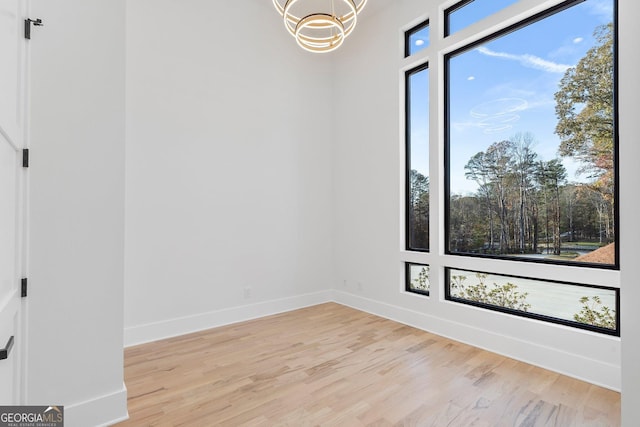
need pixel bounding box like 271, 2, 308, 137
0, 0, 27, 405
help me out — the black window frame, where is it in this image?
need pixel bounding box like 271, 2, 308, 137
406, 263, 430, 296
445, 267, 620, 336
444, 0, 474, 37
405, 62, 430, 252
405, 19, 430, 58
443, 0, 620, 270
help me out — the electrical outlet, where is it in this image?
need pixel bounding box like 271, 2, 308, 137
243, 286, 251, 299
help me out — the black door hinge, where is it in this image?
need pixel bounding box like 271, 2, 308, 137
25, 18, 43, 40
0, 336, 14, 360
21, 278, 28, 298
22, 149, 29, 168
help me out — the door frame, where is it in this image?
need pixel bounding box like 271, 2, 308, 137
16, 0, 30, 404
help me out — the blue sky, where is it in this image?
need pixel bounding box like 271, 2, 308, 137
408, 0, 614, 194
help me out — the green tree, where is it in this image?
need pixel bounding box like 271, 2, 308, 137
410, 266, 430, 292
573, 296, 616, 330
450, 273, 531, 311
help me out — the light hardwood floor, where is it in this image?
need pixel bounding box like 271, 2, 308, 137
118, 303, 620, 426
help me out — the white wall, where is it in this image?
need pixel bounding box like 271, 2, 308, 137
619, 0, 640, 423
124, 0, 335, 345
332, 0, 625, 391
28, 0, 127, 426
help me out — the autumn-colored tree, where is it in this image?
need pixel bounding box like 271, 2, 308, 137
555, 23, 614, 197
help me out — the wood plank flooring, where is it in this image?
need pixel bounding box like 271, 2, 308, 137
117, 303, 620, 426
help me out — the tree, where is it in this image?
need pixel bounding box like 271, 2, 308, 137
462, 136, 540, 255
573, 296, 616, 330
561, 185, 577, 242
555, 23, 614, 195
465, 151, 496, 251
485, 141, 512, 252
450, 273, 531, 311
508, 133, 539, 253
410, 266, 430, 292
408, 169, 429, 249
536, 159, 567, 255
449, 195, 485, 252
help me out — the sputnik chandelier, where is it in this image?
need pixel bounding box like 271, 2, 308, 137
272, 0, 368, 53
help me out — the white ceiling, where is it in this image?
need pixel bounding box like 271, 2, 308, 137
257, 0, 394, 17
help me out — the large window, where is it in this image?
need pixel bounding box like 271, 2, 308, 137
403, 0, 618, 334
446, 0, 617, 268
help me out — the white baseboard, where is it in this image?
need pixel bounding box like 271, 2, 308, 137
63, 383, 128, 427
124, 290, 334, 347
332, 290, 621, 391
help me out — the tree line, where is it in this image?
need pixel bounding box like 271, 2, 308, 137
450, 133, 614, 256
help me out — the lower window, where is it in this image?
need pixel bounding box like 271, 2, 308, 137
407, 263, 430, 296
446, 268, 619, 335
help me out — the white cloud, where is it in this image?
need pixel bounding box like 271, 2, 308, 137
476, 46, 571, 73
452, 98, 530, 134
467, 76, 475, 81
470, 98, 529, 118
573, 37, 584, 44
415, 39, 425, 46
